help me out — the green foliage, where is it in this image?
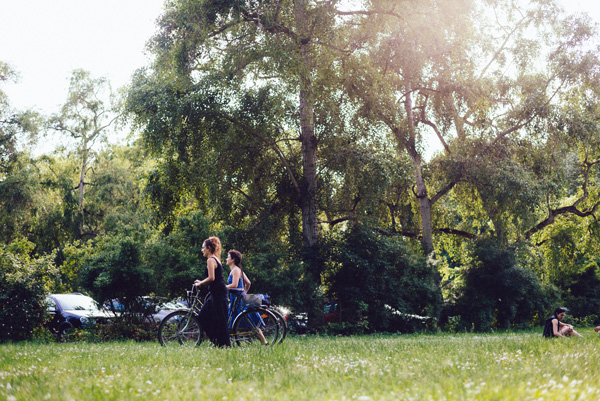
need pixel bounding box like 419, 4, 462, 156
141, 210, 218, 299
0, 243, 57, 342
1, 62, 41, 172
0, 154, 42, 245
325, 301, 370, 336
562, 264, 600, 320
53, 240, 95, 293
568, 314, 599, 328
3, 1, 600, 342
95, 319, 158, 342
79, 237, 153, 304
453, 238, 550, 331
323, 225, 442, 333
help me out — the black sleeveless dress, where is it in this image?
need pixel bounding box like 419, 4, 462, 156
198, 256, 230, 347
543, 315, 558, 338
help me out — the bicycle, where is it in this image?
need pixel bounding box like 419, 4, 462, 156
157, 286, 282, 347
229, 292, 288, 345
256, 295, 288, 344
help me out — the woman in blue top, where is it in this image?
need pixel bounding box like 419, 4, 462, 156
193, 237, 230, 347
225, 249, 251, 322
225, 249, 267, 345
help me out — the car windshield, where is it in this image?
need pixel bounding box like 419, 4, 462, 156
53, 294, 103, 312
107, 297, 186, 312
155, 300, 186, 310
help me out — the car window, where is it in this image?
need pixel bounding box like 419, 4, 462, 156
53, 294, 103, 311
46, 297, 56, 312
324, 301, 338, 314
156, 300, 186, 310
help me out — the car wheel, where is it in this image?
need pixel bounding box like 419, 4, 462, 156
57, 322, 74, 342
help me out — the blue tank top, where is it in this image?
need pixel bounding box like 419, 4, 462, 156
227, 268, 245, 293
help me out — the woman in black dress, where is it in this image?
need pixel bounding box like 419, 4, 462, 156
194, 236, 230, 347
542, 307, 582, 338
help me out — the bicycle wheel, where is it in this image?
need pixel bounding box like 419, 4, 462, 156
268, 307, 288, 344
231, 307, 279, 347
158, 310, 202, 347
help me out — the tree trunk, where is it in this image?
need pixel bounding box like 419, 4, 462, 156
296, 0, 318, 250
78, 147, 88, 239
299, 78, 318, 249
403, 83, 434, 256
412, 154, 434, 255
296, 0, 321, 327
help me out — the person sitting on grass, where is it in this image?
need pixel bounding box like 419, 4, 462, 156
543, 307, 582, 338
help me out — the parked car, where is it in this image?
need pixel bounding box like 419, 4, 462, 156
104, 296, 187, 323
324, 300, 340, 324
287, 311, 308, 334
46, 293, 115, 339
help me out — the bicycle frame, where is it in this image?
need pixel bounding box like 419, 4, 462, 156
158, 285, 282, 346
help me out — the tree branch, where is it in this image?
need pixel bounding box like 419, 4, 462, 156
430, 180, 458, 205
525, 201, 600, 239
478, 15, 528, 80
223, 115, 301, 194
318, 216, 357, 226
435, 228, 476, 239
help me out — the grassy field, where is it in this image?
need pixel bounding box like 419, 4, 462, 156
1, 329, 600, 401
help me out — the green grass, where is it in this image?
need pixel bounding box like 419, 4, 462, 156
1, 329, 600, 400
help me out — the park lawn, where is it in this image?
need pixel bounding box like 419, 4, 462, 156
1, 329, 599, 401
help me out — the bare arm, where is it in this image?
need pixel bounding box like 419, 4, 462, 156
552, 319, 564, 337
243, 272, 251, 293
194, 258, 217, 287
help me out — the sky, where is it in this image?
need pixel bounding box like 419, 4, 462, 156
0, 0, 599, 150
1, 0, 165, 114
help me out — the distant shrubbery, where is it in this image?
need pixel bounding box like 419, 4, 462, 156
0, 241, 56, 342
323, 225, 442, 334
3, 224, 600, 342
445, 238, 552, 332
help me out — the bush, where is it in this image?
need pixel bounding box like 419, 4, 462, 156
0, 243, 58, 342
562, 264, 600, 320
324, 301, 369, 335
323, 225, 442, 333
79, 236, 153, 304
453, 238, 551, 331
142, 239, 197, 299
97, 319, 158, 342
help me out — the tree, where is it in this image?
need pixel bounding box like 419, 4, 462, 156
79, 236, 153, 305
0, 62, 41, 172
48, 69, 120, 239
130, 0, 364, 260
339, 0, 600, 254
0, 62, 45, 246
127, 0, 382, 319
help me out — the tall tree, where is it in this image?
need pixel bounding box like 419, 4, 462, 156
340, 0, 600, 253
0, 62, 43, 245
48, 69, 119, 239
127, 0, 360, 301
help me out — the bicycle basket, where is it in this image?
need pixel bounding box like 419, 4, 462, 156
242, 294, 262, 308
256, 293, 270, 306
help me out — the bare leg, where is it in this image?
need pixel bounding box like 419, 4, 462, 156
560, 326, 582, 337
256, 329, 268, 345
560, 326, 581, 337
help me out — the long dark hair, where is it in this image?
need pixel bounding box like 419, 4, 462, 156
554, 307, 569, 316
